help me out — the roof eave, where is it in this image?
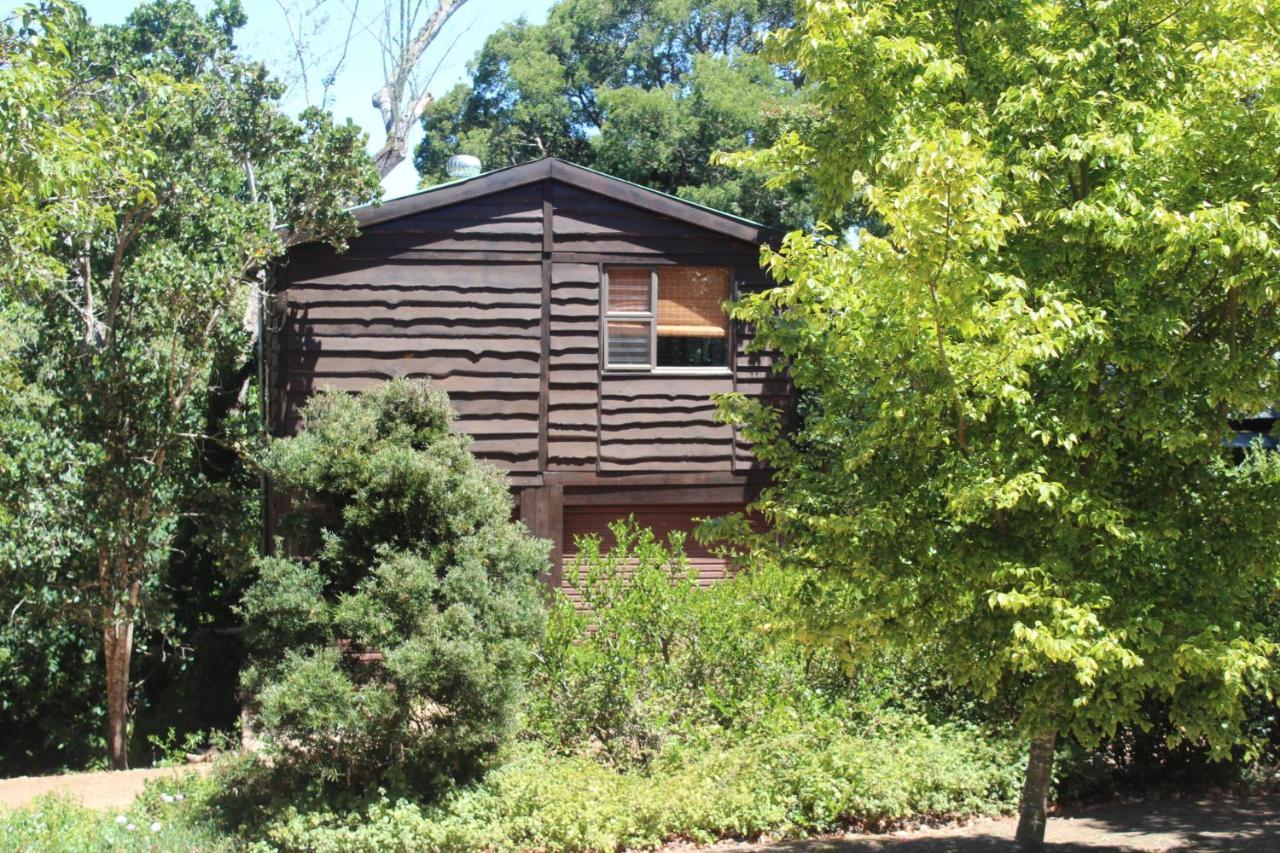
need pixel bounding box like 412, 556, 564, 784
342, 157, 778, 246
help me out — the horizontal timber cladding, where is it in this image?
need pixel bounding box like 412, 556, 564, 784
273, 161, 794, 484
597, 374, 736, 472
278, 251, 543, 472
346, 184, 545, 256
733, 323, 791, 471
552, 182, 762, 257
559, 502, 750, 607
547, 262, 601, 471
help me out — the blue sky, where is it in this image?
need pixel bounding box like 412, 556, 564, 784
6, 0, 556, 197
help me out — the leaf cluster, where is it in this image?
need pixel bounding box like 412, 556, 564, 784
414, 0, 813, 229
0, 0, 379, 767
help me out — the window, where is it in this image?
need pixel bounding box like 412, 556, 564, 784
603, 266, 731, 371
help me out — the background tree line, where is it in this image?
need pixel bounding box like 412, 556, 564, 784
414, 0, 817, 230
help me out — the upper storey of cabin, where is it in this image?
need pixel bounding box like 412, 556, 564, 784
266, 158, 790, 485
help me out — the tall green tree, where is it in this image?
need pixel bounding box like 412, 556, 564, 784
0, 0, 379, 770
414, 0, 812, 229
715, 1, 1280, 849
1, 0, 155, 771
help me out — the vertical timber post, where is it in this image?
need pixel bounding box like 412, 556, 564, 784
538, 179, 553, 474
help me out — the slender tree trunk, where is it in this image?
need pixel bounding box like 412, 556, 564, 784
103, 612, 134, 770
1015, 730, 1058, 851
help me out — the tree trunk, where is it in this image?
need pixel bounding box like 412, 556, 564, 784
103, 611, 135, 770
1014, 730, 1058, 851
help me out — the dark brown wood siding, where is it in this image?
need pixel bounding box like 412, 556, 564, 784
274, 169, 790, 486
276, 186, 545, 473
547, 262, 601, 470
551, 181, 755, 260
597, 375, 736, 471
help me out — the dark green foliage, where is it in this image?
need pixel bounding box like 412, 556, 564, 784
0, 0, 378, 769
215, 522, 1022, 849
243, 725, 1020, 851
0, 720, 1020, 852
0, 304, 102, 772
414, 0, 814, 230
239, 379, 547, 794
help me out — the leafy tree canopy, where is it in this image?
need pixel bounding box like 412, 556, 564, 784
414, 0, 813, 229
714, 0, 1280, 845
0, 0, 379, 770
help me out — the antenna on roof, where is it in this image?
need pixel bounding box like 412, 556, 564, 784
445, 154, 482, 179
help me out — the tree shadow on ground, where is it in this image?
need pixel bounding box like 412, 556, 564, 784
743, 795, 1280, 852
758, 838, 1116, 852
1072, 796, 1280, 851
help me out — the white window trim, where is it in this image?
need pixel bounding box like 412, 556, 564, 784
601, 265, 734, 374
601, 267, 657, 371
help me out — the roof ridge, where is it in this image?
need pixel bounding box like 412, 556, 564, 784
344, 157, 775, 243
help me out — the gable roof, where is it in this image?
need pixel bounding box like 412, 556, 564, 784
351, 157, 777, 245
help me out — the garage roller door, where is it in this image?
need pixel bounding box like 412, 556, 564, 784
559, 503, 746, 607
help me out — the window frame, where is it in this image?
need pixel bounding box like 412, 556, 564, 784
600, 264, 735, 375
601, 266, 657, 372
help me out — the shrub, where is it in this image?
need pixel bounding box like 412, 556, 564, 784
528, 519, 931, 762
238, 379, 547, 795
250, 716, 1021, 852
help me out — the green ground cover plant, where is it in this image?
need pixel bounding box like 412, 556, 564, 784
247, 722, 1020, 852
0, 715, 1018, 853
3, 519, 1271, 851
0, 777, 229, 853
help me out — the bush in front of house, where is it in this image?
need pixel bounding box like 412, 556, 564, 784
237, 379, 547, 797
526, 519, 939, 764
247, 716, 1021, 852
0, 712, 1018, 853
528, 520, 812, 760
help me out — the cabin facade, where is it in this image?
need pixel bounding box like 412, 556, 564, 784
264, 158, 789, 599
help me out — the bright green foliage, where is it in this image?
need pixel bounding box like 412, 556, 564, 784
715, 0, 1280, 759
0, 2, 160, 770
0, 0, 380, 768
245, 722, 1018, 852
0, 716, 1018, 852
239, 380, 547, 794
530, 520, 854, 761
0, 771, 230, 851
414, 0, 813, 229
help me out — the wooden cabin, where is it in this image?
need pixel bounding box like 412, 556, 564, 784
264, 158, 789, 600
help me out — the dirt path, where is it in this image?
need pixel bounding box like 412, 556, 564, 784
0, 765, 210, 812
699, 796, 1279, 852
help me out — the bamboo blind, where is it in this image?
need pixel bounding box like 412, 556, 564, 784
657, 267, 730, 338
606, 268, 652, 312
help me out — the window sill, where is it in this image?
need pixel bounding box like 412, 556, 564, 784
601, 368, 733, 377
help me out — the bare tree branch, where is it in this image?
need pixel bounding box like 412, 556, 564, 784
274, 0, 365, 110
370, 0, 470, 177
273, 0, 472, 179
